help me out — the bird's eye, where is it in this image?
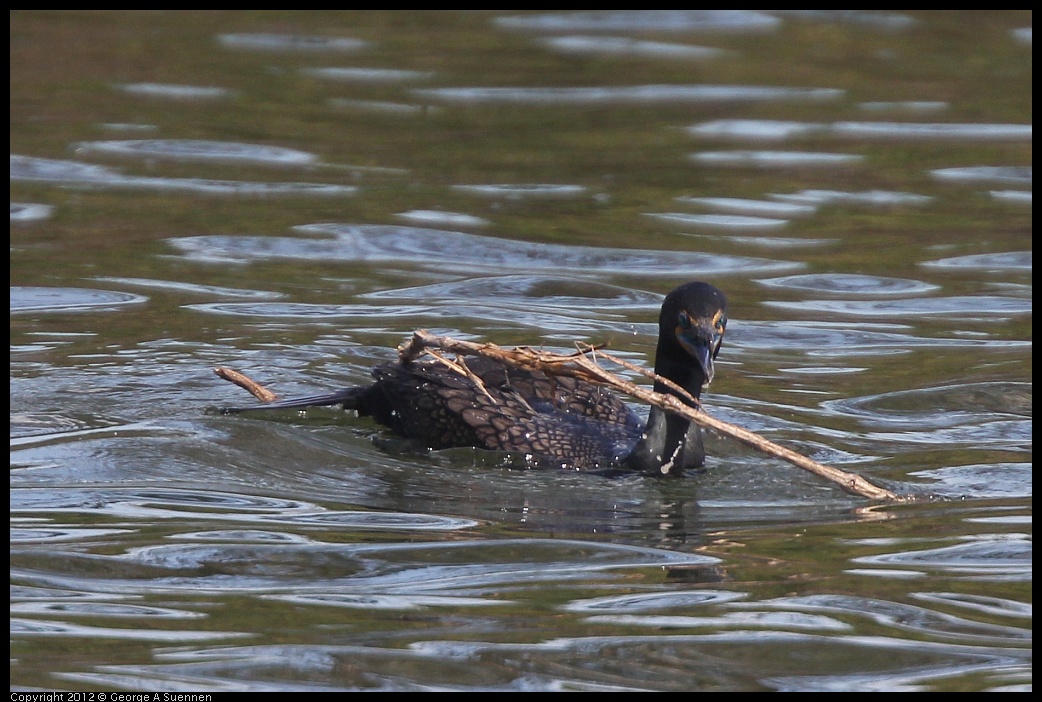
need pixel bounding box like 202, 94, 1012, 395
677, 311, 691, 329
716, 313, 727, 333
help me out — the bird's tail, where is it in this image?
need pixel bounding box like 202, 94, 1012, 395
219, 386, 368, 414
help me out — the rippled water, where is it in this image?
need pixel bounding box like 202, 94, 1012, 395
10, 10, 1031, 692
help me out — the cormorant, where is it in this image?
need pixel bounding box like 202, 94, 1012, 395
224, 281, 727, 474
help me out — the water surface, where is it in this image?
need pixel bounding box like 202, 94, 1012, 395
10, 10, 1031, 692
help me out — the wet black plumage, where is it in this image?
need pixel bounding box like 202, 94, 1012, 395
225, 281, 727, 474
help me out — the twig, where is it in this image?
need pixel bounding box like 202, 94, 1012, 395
581, 342, 701, 408
399, 330, 908, 502
214, 367, 279, 402
427, 350, 498, 403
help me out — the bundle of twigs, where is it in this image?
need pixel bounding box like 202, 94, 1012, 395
218, 329, 909, 502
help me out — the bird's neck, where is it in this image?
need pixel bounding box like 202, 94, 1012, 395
652, 350, 704, 401
625, 349, 706, 475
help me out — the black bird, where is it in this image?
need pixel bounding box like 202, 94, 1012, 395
225, 281, 727, 474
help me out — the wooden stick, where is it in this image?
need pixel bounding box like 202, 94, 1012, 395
399, 330, 908, 502
214, 367, 279, 403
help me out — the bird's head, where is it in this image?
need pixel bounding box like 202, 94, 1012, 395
659, 281, 727, 387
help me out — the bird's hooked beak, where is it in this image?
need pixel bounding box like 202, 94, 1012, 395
675, 308, 726, 386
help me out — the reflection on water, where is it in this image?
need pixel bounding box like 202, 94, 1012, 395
10, 154, 359, 197
688, 119, 1032, 141
493, 10, 784, 33
114, 83, 236, 100
763, 295, 1031, 318
71, 139, 321, 166
10, 286, 148, 313
415, 84, 845, 104
170, 224, 803, 275
10, 10, 1031, 693
756, 273, 940, 295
